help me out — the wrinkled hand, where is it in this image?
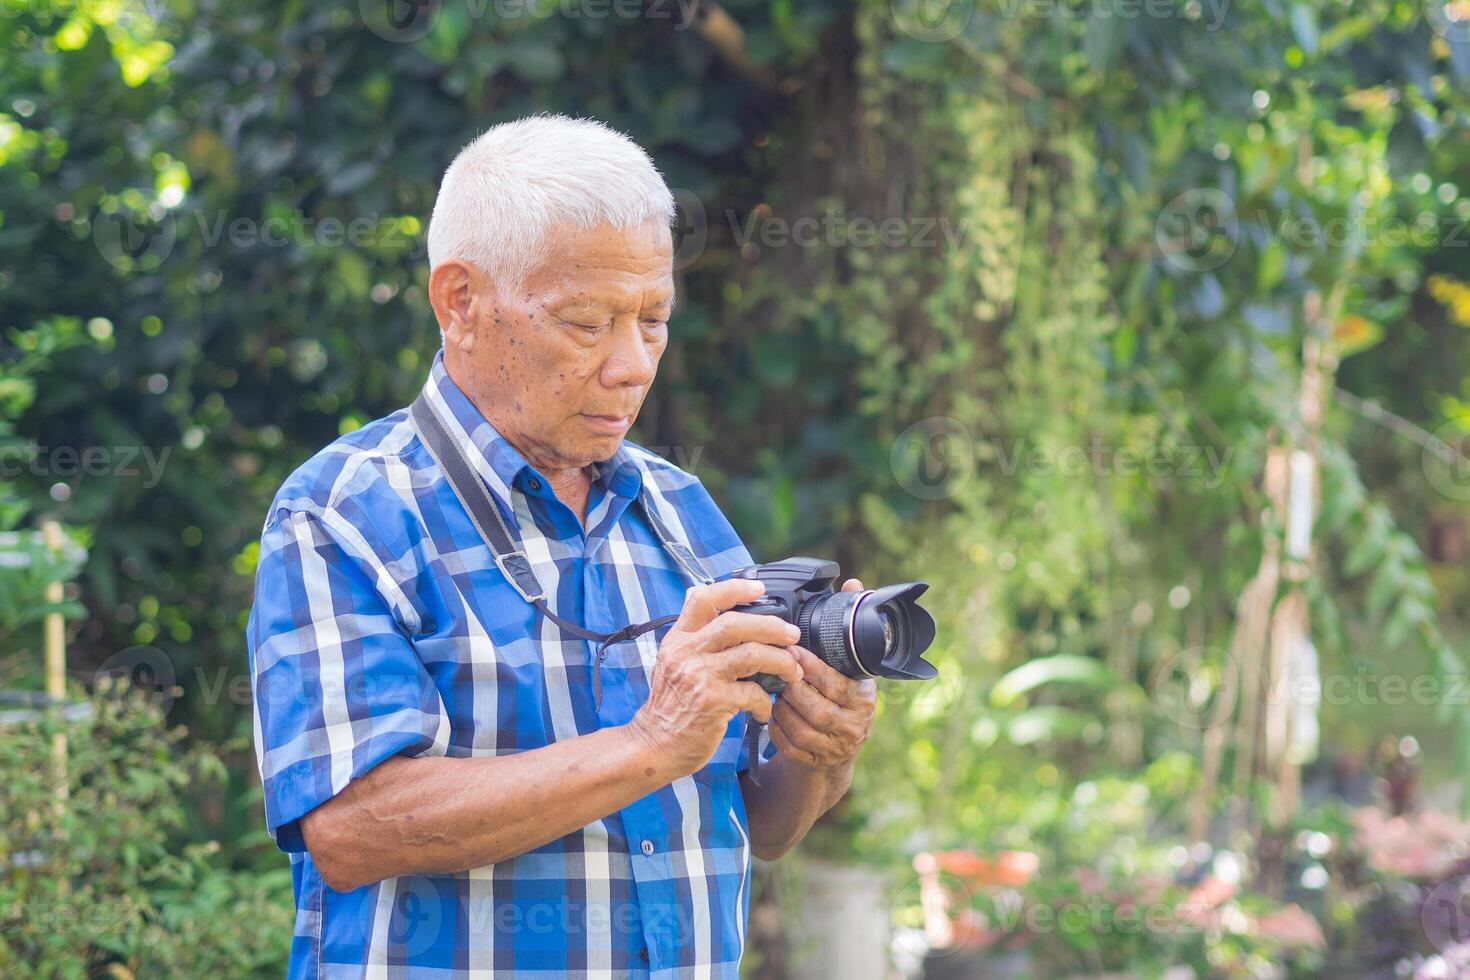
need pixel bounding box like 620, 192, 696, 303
628, 578, 803, 779
769, 578, 878, 775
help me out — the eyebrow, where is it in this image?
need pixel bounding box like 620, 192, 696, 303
547, 288, 677, 317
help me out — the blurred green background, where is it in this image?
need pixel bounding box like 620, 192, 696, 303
4, 0, 1470, 976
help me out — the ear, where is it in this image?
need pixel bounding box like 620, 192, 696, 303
429, 260, 488, 354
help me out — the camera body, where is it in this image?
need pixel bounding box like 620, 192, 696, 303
729, 557, 937, 695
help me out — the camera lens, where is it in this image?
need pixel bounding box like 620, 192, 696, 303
878, 609, 896, 656
847, 584, 938, 681
798, 590, 862, 677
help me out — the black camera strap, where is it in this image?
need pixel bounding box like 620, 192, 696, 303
409, 392, 772, 784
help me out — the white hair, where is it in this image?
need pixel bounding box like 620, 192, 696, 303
426, 113, 676, 293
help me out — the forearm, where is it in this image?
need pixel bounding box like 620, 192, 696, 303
740, 755, 853, 861
303, 723, 678, 891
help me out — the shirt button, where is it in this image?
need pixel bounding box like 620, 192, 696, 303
640, 839, 655, 856
639, 948, 649, 964
526, 476, 541, 491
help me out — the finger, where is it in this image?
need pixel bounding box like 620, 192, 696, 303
790, 645, 866, 706
709, 642, 803, 687
672, 579, 766, 634
840, 578, 864, 592
773, 700, 841, 754
695, 610, 801, 652
778, 672, 844, 731
730, 680, 774, 723
767, 715, 821, 769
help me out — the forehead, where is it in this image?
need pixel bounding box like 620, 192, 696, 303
526, 219, 674, 301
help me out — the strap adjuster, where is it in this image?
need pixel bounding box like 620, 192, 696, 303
496, 550, 544, 603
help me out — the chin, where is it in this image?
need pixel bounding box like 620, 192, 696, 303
555, 433, 622, 466
587, 434, 626, 461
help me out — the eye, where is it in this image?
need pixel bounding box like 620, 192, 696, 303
558, 317, 608, 332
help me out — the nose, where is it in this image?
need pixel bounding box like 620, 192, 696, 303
600, 317, 659, 388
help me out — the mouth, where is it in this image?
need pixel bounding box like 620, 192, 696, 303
579, 412, 633, 434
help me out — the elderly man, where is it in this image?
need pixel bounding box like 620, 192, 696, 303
247, 114, 878, 978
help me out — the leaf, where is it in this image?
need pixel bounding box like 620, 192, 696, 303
1084, 10, 1124, 74
1111, 324, 1137, 365
1332, 314, 1383, 359
1290, 3, 1319, 56
1257, 241, 1285, 293
882, 39, 949, 79
325, 162, 377, 196
506, 43, 566, 84
1006, 706, 1100, 746
1365, 559, 1404, 617
1342, 525, 1382, 576
990, 655, 1118, 708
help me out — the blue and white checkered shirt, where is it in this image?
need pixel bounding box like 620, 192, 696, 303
247, 350, 773, 978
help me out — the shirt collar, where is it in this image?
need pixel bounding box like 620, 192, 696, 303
420, 350, 644, 528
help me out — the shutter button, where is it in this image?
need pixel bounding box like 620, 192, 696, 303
640, 839, 655, 856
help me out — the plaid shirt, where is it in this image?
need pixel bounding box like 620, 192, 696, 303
247, 350, 773, 978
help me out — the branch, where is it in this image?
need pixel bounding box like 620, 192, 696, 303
684, 1, 780, 93
1333, 387, 1468, 468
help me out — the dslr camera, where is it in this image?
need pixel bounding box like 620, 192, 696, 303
729, 557, 937, 695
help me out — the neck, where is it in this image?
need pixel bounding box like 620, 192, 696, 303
494, 425, 596, 524
442, 358, 597, 522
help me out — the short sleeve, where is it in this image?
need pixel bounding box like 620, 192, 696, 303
246, 508, 448, 853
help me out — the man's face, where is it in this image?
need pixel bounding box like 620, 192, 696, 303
443, 218, 674, 469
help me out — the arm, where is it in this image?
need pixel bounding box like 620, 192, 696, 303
740, 578, 879, 861
298, 577, 804, 891
740, 754, 856, 862
303, 724, 679, 892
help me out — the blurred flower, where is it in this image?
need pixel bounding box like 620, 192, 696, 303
1353, 807, 1470, 880
917, 849, 1040, 889
1253, 904, 1326, 951
1413, 942, 1470, 980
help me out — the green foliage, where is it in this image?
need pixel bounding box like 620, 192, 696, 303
0, 685, 294, 977
3, 0, 1470, 974
0, 318, 88, 662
